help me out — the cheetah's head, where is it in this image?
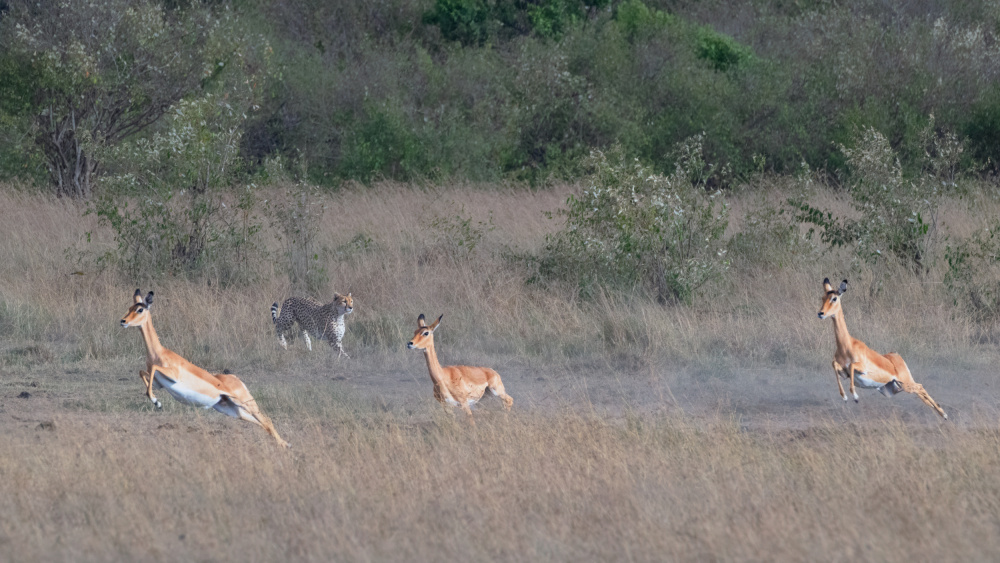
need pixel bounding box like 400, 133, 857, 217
336, 293, 353, 315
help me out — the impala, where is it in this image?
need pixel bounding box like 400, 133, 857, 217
120, 289, 290, 446
406, 314, 513, 422
818, 278, 947, 419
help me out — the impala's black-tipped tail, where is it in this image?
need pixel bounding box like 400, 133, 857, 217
271, 302, 280, 324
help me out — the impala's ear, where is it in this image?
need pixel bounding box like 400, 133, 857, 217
822, 278, 833, 292
417, 314, 427, 328
133, 289, 144, 304
144, 291, 154, 308
429, 314, 442, 331
838, 280, 848, 295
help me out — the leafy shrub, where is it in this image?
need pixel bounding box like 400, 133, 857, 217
90, 93, 267, 284
695, 26, 755, 72
614, 0, 674, 42
791, 126, 940, 272
1, 0, 221, 197
536, 138, 729, 304
423, 0, 495, 46
337, 103, 432, 184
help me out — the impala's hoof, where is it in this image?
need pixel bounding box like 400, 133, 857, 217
943, 412, 949, 420
154, 400, 162, 409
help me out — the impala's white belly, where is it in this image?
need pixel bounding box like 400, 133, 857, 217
852, 372, 883, 389
154, 372, 220, 408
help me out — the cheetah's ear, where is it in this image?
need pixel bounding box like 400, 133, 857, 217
133, 289, 144, 304
144, 291, 154, 308
417, 314, 427, 328
429, 314, 442, 331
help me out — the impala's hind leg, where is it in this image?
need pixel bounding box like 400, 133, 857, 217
139, 370, 162, 409
901, 381, 948, 419
216, 375, 291, 447
486, 370, 513, 410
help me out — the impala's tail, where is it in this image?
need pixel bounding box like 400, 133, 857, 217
271, 302, 280, 324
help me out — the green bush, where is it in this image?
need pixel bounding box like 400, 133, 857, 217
90, 93, 267, 284
536, 138, 729, 303
791, 126, 941, 272
614, 0, 673, 42
337, 103, 432, 184
695, 26, 755, 72
423, 0, 495, 46
0, 0, 222, 197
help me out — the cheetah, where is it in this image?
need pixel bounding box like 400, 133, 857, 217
271, 293, 354, 358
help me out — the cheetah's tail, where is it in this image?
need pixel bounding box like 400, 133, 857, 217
271, 302, 280, 324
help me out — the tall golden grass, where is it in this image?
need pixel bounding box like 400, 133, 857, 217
2, 181, 1000, 561
2, 408, 999, 561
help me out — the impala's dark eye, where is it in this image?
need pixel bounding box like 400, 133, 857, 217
831, 297, 837, 303
136, 307, 144, 313
423, 331, 429, 336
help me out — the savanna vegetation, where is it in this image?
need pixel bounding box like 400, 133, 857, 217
4, 0, 1000, 561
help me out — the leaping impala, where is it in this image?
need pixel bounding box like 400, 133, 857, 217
818, 278, 947, 419
407, 314, 513, 423
120, 289, 290, 447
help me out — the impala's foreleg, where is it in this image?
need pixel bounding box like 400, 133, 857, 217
847, 364, 859, 403
139, 369, 162, 409
901, 381, 948, 419
832, 361, 848, 401
486, 370, 513, 410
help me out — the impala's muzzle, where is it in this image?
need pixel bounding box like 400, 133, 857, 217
120, 318, 128, 327
818, 312, 824, 319
407, 341, 414, 349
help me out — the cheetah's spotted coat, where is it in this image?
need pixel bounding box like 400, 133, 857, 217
271, 294, 354, 358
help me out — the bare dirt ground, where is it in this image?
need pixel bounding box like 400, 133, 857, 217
3, 350, 984, 438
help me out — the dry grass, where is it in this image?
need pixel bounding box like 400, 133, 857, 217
3, 181, 1000, 561
2, 405, 999, 562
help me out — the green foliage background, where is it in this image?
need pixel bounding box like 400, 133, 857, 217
3, 0, 1000, 185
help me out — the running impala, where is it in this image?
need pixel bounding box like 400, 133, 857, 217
818, 278, 947, 419
120, 289, 290, 446
407, 314, 513, 423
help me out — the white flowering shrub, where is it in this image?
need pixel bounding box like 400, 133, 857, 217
2, 1, 221, 197
537, 138, 729, 304
792, 126, 944, 273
